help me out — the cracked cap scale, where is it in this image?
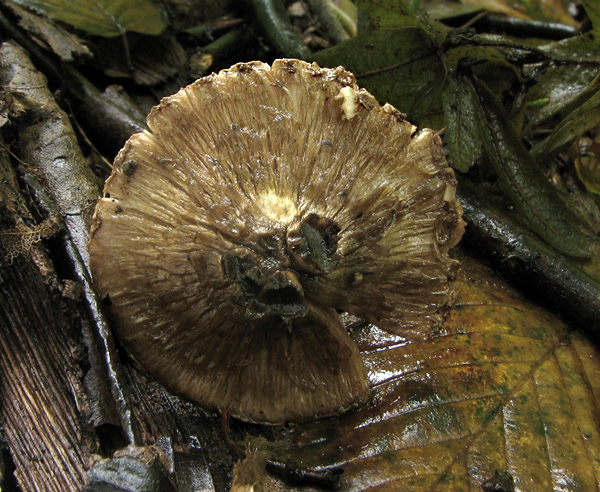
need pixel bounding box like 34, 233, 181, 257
88, 59, 465, 424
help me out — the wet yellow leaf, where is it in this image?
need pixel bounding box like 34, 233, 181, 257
232, 255, 600, 491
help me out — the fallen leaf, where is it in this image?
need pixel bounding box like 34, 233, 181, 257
460, 0, 530, 19
6, 0, 91, 61
571, 128, 600, 196
460, 0, 579, 25
472, 77, 598, 258
525, 34, 600, 130
443, 69, 482, 172
532, 88, 600, 159
313, 0, 447, 129
232, 255, 600, 491
583, 0, 600, 36
12, 0, 166, 37
91, 35, 187, 85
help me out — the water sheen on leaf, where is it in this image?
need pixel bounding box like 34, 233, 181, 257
13, 0, 166, 37
525, 34, 600, 129
473, 77, 599, 258
233, 256, 600, 491
532, 88, 600, 160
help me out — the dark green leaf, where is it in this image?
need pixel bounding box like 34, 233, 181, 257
525, 34, 600, 129
442, 70, 481, 172
583, 0, 600, 36
355, 0, 419, 27
13, 0, 166, 37
355, 0, 448, 43
313, 27, 446, 129
473, 77, 599, 258
532, 89, 600, 160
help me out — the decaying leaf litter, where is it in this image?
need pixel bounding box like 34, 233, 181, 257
0, 0, 600, 491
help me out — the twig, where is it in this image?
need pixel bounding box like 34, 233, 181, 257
471, 75, 598, 258
448, 31, 600, 65
203, 27, 254, 60
0, 41, 141, 446
478, 14, 578, 41
458, 181, 600, 339
0, 6, 146, 156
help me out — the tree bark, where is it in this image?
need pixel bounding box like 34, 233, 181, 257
0, 143, 97, 491
0, 40, 238, 491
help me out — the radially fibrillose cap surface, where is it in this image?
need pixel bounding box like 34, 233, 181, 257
88, 59, 465, 424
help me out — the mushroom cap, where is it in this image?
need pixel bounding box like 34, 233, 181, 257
89, 59, 464, 424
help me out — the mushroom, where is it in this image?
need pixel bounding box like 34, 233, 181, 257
88, 59, 464, 424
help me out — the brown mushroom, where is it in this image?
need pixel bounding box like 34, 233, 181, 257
88, 59, 464, 424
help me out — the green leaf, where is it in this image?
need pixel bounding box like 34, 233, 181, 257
473, 77, 599, 258
583, 0, 600, 36
525, 34, 600, 129
12, 0, 166, 37
355, 0, 413, 23
355, 0, 448, 44
313, 27, 446, 129
532, 88, 600, 160
442, 70, 481, 172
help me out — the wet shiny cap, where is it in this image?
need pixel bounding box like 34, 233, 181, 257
88, 59, 464, 424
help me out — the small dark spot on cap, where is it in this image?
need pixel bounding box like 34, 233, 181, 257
236, 63, 254, 73
284, 60, 297, 73
123, 160, 138, 176
115, 205, 123, 214
158, 157, 174, 167
104, 193, 111, 199
207, 155, 219, 167
319, 140, 333, 147
231, 123, 239, 131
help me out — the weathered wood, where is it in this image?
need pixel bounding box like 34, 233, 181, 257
0, 143, 97, 490
122, 364, 238, 491
0, 254, 94, 491
0, 39, 142, 447
0, 40, 238, 490
0, 34, 255, 490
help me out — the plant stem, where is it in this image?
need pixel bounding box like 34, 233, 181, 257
245, 0, 312, 59
458, 181, 600, 339
306, 0, 350, 44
